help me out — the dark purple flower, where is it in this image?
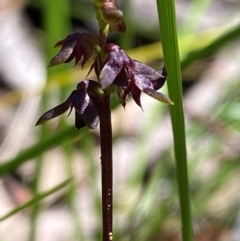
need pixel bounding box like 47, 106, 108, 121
36, 80, 100, 129
94, 43, 173, 107
48, 32, 100, 68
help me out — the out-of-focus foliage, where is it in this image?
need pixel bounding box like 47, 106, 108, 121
0, 0, 240, 241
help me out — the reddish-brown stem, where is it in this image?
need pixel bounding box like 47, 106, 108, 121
99, 93, 113, 241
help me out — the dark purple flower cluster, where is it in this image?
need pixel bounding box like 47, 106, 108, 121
36, 33, 173, 129
94, 43, 173, 107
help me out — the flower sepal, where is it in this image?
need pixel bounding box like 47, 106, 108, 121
36, 80, 101, 130
48, 32, 100, 68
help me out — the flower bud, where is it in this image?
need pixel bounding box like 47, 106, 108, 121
101, 2, 126, 32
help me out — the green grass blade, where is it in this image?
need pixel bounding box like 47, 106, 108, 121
0, 127, 82, 176
181, 23, 240, 69
156, 0, 193, 241
0, 178, 72, 222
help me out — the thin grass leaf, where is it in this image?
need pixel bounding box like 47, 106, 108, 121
0, 178, 72, 222
156, 0, 193, 241
0, 127, 82, 176
181, 23, 240, 69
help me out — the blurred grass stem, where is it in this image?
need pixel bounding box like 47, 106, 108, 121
156, 0, 193, 240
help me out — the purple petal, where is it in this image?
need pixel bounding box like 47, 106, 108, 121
130, 82, 142, 108
81, 42, 94, 68
35, 102, 71, 126
143, 88, 174, 105
133, 74, 154, 92
64, 50, 76, 63
70, 90, 99, 129
35, 89, 83, 126
130, 61, 164, 80
74, 91, 88, 114
151, 66, 167, 90
120, 79, 142, 108
48, 32, 99, 67
100, 51, 124, 89
161, 66, 167, 78
75, 95, 99, 129
54, 39, 65, 47
133, 75, 173, 105
114, 66, 128, 87
81, 32, 100, 46
76, 80, 89, 90
48, 47, 75, 67
75, 111, 86, 129
73, 42, 83, 66
81, 105, 99, 129
48, 33, 81, 67
76, 80, 101, 101
151, 76, 166, 90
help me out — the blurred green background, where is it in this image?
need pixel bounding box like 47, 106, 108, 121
0, 0, 240, 240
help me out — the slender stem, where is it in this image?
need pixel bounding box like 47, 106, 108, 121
156, 0, 193, 241
99, 93, 113, 241
94, 3, 112, 240
99, 28, 108, 48
94, 5, 109, 48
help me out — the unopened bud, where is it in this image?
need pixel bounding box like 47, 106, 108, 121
101, 2, 126, 32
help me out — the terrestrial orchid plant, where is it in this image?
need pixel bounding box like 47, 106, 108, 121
36, 0, 173, 240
